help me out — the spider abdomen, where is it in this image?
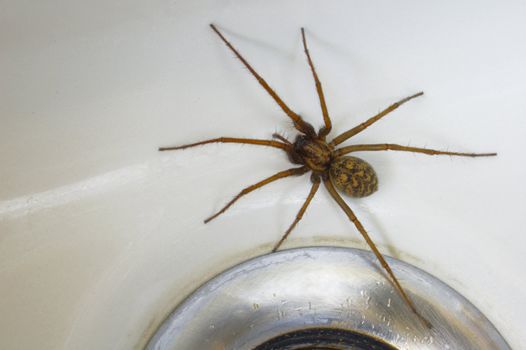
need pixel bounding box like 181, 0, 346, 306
329, 156, 378, 197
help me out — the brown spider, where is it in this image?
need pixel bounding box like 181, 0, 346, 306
160, 24, 496, 325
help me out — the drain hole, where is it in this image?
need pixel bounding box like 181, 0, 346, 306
253, 327, 398, 350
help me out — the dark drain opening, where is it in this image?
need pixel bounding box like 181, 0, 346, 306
254, 327, 398, 350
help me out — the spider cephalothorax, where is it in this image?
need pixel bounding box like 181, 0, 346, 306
289, 134, 333, 172
159, 24, 496, 327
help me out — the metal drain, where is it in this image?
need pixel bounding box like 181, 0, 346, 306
253, 327, 397, 350
146, 247, 510, 350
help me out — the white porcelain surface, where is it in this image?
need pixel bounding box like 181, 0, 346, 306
1, 1, 525, 349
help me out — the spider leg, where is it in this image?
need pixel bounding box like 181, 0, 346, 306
323, 178, 431, 328
330, 92, 424, 147
272, 133, 292, 145
159, 137, 289, 152
334, 143, 497, 158
272, 174, 320, 252
210, 24, 316, 136
301, 28, 332, 138
204, 166, 309, 223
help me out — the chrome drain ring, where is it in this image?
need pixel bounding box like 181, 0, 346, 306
146, 247, 510, 350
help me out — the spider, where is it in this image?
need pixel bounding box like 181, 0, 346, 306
159, 24, 496, 325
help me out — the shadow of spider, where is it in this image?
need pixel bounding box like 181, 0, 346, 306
160, 24, 496, 328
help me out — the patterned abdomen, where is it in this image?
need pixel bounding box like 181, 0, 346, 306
329, 156, 378, 197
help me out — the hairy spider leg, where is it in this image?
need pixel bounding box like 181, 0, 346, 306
324, 178, 432, 328
272, 133, 292, 145
334, 143, 497, 158
204, 166, 309, 223
301, 28, 332, 138
159, 137, 289, 152
272, 175, 321, 252
210, 24, 316, 137
330, 92, 424, 147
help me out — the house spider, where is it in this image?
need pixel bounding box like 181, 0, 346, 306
159, 24, 496, 326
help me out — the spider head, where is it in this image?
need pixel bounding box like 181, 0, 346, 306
289, 135, 333, 172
